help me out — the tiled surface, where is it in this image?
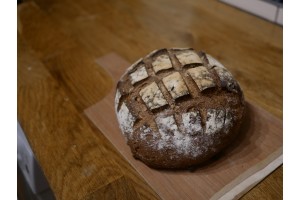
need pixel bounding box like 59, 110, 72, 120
221, 0, 283, 25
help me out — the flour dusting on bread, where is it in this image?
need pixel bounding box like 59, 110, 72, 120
115, 48, 245, 169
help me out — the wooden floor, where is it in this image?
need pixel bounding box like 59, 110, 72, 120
17, 0, 282, 199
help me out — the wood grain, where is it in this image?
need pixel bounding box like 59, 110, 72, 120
85, 53, 282, 200
18, 2, 113, 111
82, 176, 141, 200
17, 4, 160, 200
18, 0, 282, 199
32, 0, 282, 119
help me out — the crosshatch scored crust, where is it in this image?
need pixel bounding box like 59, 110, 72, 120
115, 48, 245, 169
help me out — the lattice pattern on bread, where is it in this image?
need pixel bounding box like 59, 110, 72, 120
115, 48, 243, 160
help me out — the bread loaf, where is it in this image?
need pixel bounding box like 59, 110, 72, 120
115, 48, 245, 169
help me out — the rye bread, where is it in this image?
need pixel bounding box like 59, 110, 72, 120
115, 48, 245, 169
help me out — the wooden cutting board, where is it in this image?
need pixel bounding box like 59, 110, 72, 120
84, 53, 283, 200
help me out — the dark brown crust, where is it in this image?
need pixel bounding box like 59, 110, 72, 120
116, 48, 245, 169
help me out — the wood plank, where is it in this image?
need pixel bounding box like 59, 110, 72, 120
32, 1, 281, 196
17, 33, 118, 199
18, 2, 114, 111
240, 165, 283, 199
17, 2, 77, 60
17, 31, 159, 200
85, 53, 282, 200
43, 46, 114, 111
18, 2, 161, 199
32, 0, 282, 120
83, 176, 141, 200
32, 0, 174, 61
18, 0, 282, 199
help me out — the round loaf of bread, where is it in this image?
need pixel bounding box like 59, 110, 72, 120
115, 48, 245, 169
